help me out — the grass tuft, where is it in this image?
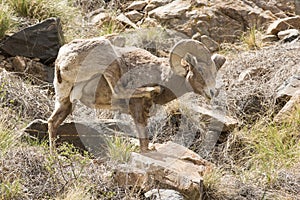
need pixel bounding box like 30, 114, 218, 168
241, 26, 263, 50
0, 178, 23, 199
0, 124, 17, 155
106, 135, 137, 163
228, 107, 300, 186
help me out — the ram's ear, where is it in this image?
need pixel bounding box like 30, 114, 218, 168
212, 54, 226, 70
183, 52, 197, 69
169, 39, 212, 76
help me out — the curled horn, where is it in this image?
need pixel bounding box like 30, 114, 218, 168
169, 39, 214, 76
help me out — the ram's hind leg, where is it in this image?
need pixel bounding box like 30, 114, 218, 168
48, 97, 72, 153
128, 87, 161, 152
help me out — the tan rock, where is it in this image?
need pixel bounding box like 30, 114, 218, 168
200, 35, 219, 52
274, 92, 300, 123
116, 13, 138, 29
266, 16, 300, 35
114, 141, 211, 199
90, 12, 109, 25
126, 1, 148, 11
148, 0, 191, 20
125, 10, 144, 23
262, 34, 279, 43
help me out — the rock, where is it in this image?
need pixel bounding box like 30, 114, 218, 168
0, 18, 64, 64
275, 74, 300, 122
116, 13, 138, 29
126, 1, 148, 11
266, 16, 300, 35
278, 29, 300, 43
145, 189, 184, 200
141, 17, 159, 27
24, 118, 136, 156
200, 35, 219, 52
148, 0, 172, 7
145, 0, 278, 43
262, 34, 279, 43
114, 141, 211, 199
238, 67, 267, 82
90, 12, 110, 25
274, 92, 300, 123
183, 103, 238, 132
1, 56, 54, 83
106, 34, 126, 47
125, 10, 144, 23
148, 0, 192, 20
276, 75, 300, 99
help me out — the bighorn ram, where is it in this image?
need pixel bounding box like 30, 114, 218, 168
48, 37, 225, 152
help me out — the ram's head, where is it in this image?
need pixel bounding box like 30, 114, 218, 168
170, 39, 226, 99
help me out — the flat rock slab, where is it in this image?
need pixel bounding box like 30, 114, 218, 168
266, 16, 300, 35
148, 0, 191, 20
24, 119, 131, 156
115, 141, 212, 200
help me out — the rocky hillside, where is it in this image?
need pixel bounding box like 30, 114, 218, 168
0, 0, 299, 199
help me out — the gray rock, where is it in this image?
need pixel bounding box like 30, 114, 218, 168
276, 75, 300, 99
145, 189, 184, 200
278, 29, 300, 42
0, 18, 64, 64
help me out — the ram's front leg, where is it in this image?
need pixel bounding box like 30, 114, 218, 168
129, 97, 152, 152
48, 97, 72, 154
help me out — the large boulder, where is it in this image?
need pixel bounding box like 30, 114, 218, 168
0, 18, 64, 64
144, 0, 277, 43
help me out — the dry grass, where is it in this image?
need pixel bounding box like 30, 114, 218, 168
206, 107, 300, 199
240, 26, 263, 50
0, 70, 53, 124
221, 41, 300, 126
0, 142, 144, 199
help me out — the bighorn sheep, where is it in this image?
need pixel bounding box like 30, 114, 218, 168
48, 37, 225, 152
